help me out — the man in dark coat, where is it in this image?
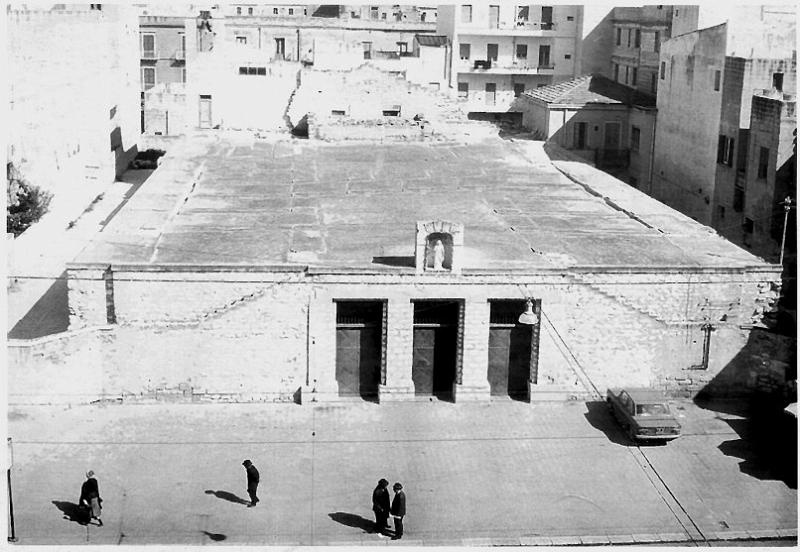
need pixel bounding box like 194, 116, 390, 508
242, 460, 260, 507
371, 479, 391, 535
390, 482, 406, 540
79, 470, 103, 526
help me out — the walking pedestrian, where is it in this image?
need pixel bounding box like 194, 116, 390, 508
242, 459, 260, 507
371, 478, 391, 536
390, 482, 405, 540
79, 470, 103, 526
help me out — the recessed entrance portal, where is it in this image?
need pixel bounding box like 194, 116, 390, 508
412, 300, 462, 401
335, 301, 385, 401
488, 300, 532, 400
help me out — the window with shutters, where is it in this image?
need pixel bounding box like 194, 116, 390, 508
758, 147, 769, 179
573, 122, 587, 149
631, 126, 641, 152
717, 135, 735, 166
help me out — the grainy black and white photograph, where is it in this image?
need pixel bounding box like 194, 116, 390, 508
4, 0, 797, 547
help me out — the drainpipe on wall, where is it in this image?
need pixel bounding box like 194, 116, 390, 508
648, 109, 657, 195
447, 38, 453, 89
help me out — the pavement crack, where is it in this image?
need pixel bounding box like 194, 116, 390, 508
628, 446, 707, 545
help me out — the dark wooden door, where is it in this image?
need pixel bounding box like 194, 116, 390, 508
412, 325, 456, 398
336, 324, 380, 398
488, 325, 531, 399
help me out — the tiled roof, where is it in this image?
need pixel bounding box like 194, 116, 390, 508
415, 34, 448, 47
523, 74, 656, 108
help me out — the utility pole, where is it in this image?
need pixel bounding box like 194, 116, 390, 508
779, 196, 794, 267
7, 438, 16, 543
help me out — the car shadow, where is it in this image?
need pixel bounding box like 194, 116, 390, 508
52, 500, 89, 525
328, 512, 376, 533
204, 489, 250, 505
585, 400, 673, 447
584, 401, 633, 446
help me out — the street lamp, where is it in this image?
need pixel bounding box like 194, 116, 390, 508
779, 196, 794, 267
518, 298, 539, 325
7, 437, 16, 542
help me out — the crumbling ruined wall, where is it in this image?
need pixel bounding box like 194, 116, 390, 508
288, 65, 486, 141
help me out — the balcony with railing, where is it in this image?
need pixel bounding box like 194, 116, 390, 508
173, 49, 186, 61
371, 50, 417, 60
459, 20, 559, 36
456, 59, 556, 75
141, 49, 157, 61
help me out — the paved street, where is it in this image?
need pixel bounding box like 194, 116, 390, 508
6, 398, 796, 545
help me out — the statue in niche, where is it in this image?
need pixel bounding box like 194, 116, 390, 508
425, 233, 452, 271
432, 239, 445, 270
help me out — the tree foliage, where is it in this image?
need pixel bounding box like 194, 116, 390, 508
7, 162, 52, 236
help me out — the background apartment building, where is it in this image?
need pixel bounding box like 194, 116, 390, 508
8, 4, 140, 215
651, 5, 796, 264
139, 16, 189, 134
437, 3, 583, 114
609, 5, 698, 96
221, 4, 436, 69
140, 16, 188, 91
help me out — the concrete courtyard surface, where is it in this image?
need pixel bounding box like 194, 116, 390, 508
6, 399, 796, 545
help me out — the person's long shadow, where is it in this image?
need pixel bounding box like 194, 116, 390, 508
202, 530, 227, 541
52, 500, 89, 525
329, 512, 376, 533
204, 490, 250, 505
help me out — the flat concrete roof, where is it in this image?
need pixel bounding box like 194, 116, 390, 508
74, 134, 768, 272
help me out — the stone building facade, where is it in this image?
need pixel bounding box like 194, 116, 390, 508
12, 133, 777, 406
7, 5, 140, 201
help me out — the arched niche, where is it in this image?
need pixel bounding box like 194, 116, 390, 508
415, 220, 464, 274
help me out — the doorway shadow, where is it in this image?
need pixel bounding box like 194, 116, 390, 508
328, 512, 376, 533
52, 500, 89, 525
204, 489, 250, 505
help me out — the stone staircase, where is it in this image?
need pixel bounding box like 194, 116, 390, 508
566, 271, 685, 326
130, 286, 270, 328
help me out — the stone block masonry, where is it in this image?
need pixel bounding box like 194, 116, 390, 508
7, 264, 783, 405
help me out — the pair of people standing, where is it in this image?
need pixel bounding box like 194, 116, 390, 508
371, 479, 406, 540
